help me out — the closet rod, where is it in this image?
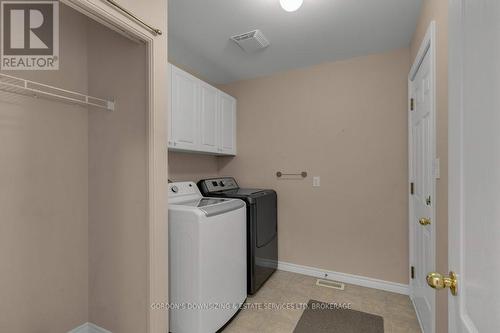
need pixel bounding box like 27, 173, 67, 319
105, 0, 162, 36
0, 73, 115, 111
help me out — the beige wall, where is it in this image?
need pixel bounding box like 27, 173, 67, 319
87, 20, 149, 333
410, 1, 449, 332
218, 48, 410, 284
168, 152, 219, 182
0, 6, 89, 332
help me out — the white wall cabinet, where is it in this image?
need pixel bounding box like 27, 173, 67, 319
219, 92, 237, 155
170, 65, 199, 151
199, 82, 219, 153
168, 64, 236, 156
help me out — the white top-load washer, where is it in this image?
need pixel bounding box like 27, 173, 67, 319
168, 182, 247, 333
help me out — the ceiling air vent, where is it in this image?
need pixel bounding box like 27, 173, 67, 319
231, 30, 270, 52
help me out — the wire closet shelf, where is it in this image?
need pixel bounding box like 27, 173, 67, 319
0, 73, 115, 111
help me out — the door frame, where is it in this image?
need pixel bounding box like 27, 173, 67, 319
448, 0, 472, 331
408, 21, 437, 333
59, 1, 168, 332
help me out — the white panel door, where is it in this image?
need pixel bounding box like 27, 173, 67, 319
410, 44, 435, 333
219, 92, 236, 155
448, 1, 500, 332
199, 82, 219, 153
171, 66, 199, 150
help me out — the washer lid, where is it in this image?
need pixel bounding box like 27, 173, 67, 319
200, 199, 245, 217
172, 197, 245, 217
181, 198, 230, 208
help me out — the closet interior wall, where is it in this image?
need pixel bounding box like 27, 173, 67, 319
0, 6, 89, 332
87, 17, 148, 333
0, 4, 149, 332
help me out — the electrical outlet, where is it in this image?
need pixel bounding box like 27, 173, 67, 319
313, 176, 320, 187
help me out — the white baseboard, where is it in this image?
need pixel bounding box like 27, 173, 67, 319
69, 323, 111, 333
277, 260, 409, 295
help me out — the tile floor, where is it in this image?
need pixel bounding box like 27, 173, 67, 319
223, 270, 421, 333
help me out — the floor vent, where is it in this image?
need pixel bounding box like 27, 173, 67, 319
316, 279, 345, 290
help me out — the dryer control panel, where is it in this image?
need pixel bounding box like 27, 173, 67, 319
198, 177, 239, 193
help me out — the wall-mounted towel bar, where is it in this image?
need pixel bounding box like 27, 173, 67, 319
0, 74, 115, 111
276, 171, 308, 178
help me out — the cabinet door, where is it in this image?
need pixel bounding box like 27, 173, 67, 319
171, 66, 199, 150
219, 92, 237, 155
199, 82, 219, 153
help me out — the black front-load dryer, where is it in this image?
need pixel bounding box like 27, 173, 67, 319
198, 177, 277, 295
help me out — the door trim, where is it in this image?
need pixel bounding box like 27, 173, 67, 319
60, 1, 168, 332
408, 20, 437, 333
448, 1, 477, 331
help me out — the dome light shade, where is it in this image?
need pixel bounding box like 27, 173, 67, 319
280, 0, 303, 12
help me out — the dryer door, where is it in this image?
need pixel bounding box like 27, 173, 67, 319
255, 191, 277, 248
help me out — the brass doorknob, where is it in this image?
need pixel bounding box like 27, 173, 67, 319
426, 271, 458, 296
419, 217, 431, 226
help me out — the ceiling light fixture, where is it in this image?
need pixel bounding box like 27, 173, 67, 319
280, 0, 303, 12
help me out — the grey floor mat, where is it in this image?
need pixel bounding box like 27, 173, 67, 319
293, 300, 384, 333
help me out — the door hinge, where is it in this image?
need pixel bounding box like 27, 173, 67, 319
411, 266, 415, 279
410, 182, 414, 195
410, 98, 415, 111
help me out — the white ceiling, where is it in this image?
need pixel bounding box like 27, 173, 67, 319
168, 0, 422, 84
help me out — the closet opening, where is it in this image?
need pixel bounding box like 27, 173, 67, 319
0, 2, 167, 332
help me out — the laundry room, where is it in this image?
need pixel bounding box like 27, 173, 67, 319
166, 0, 448, 332
1, 0, 470, 332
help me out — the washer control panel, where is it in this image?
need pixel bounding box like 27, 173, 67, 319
168, 182, 199, 197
